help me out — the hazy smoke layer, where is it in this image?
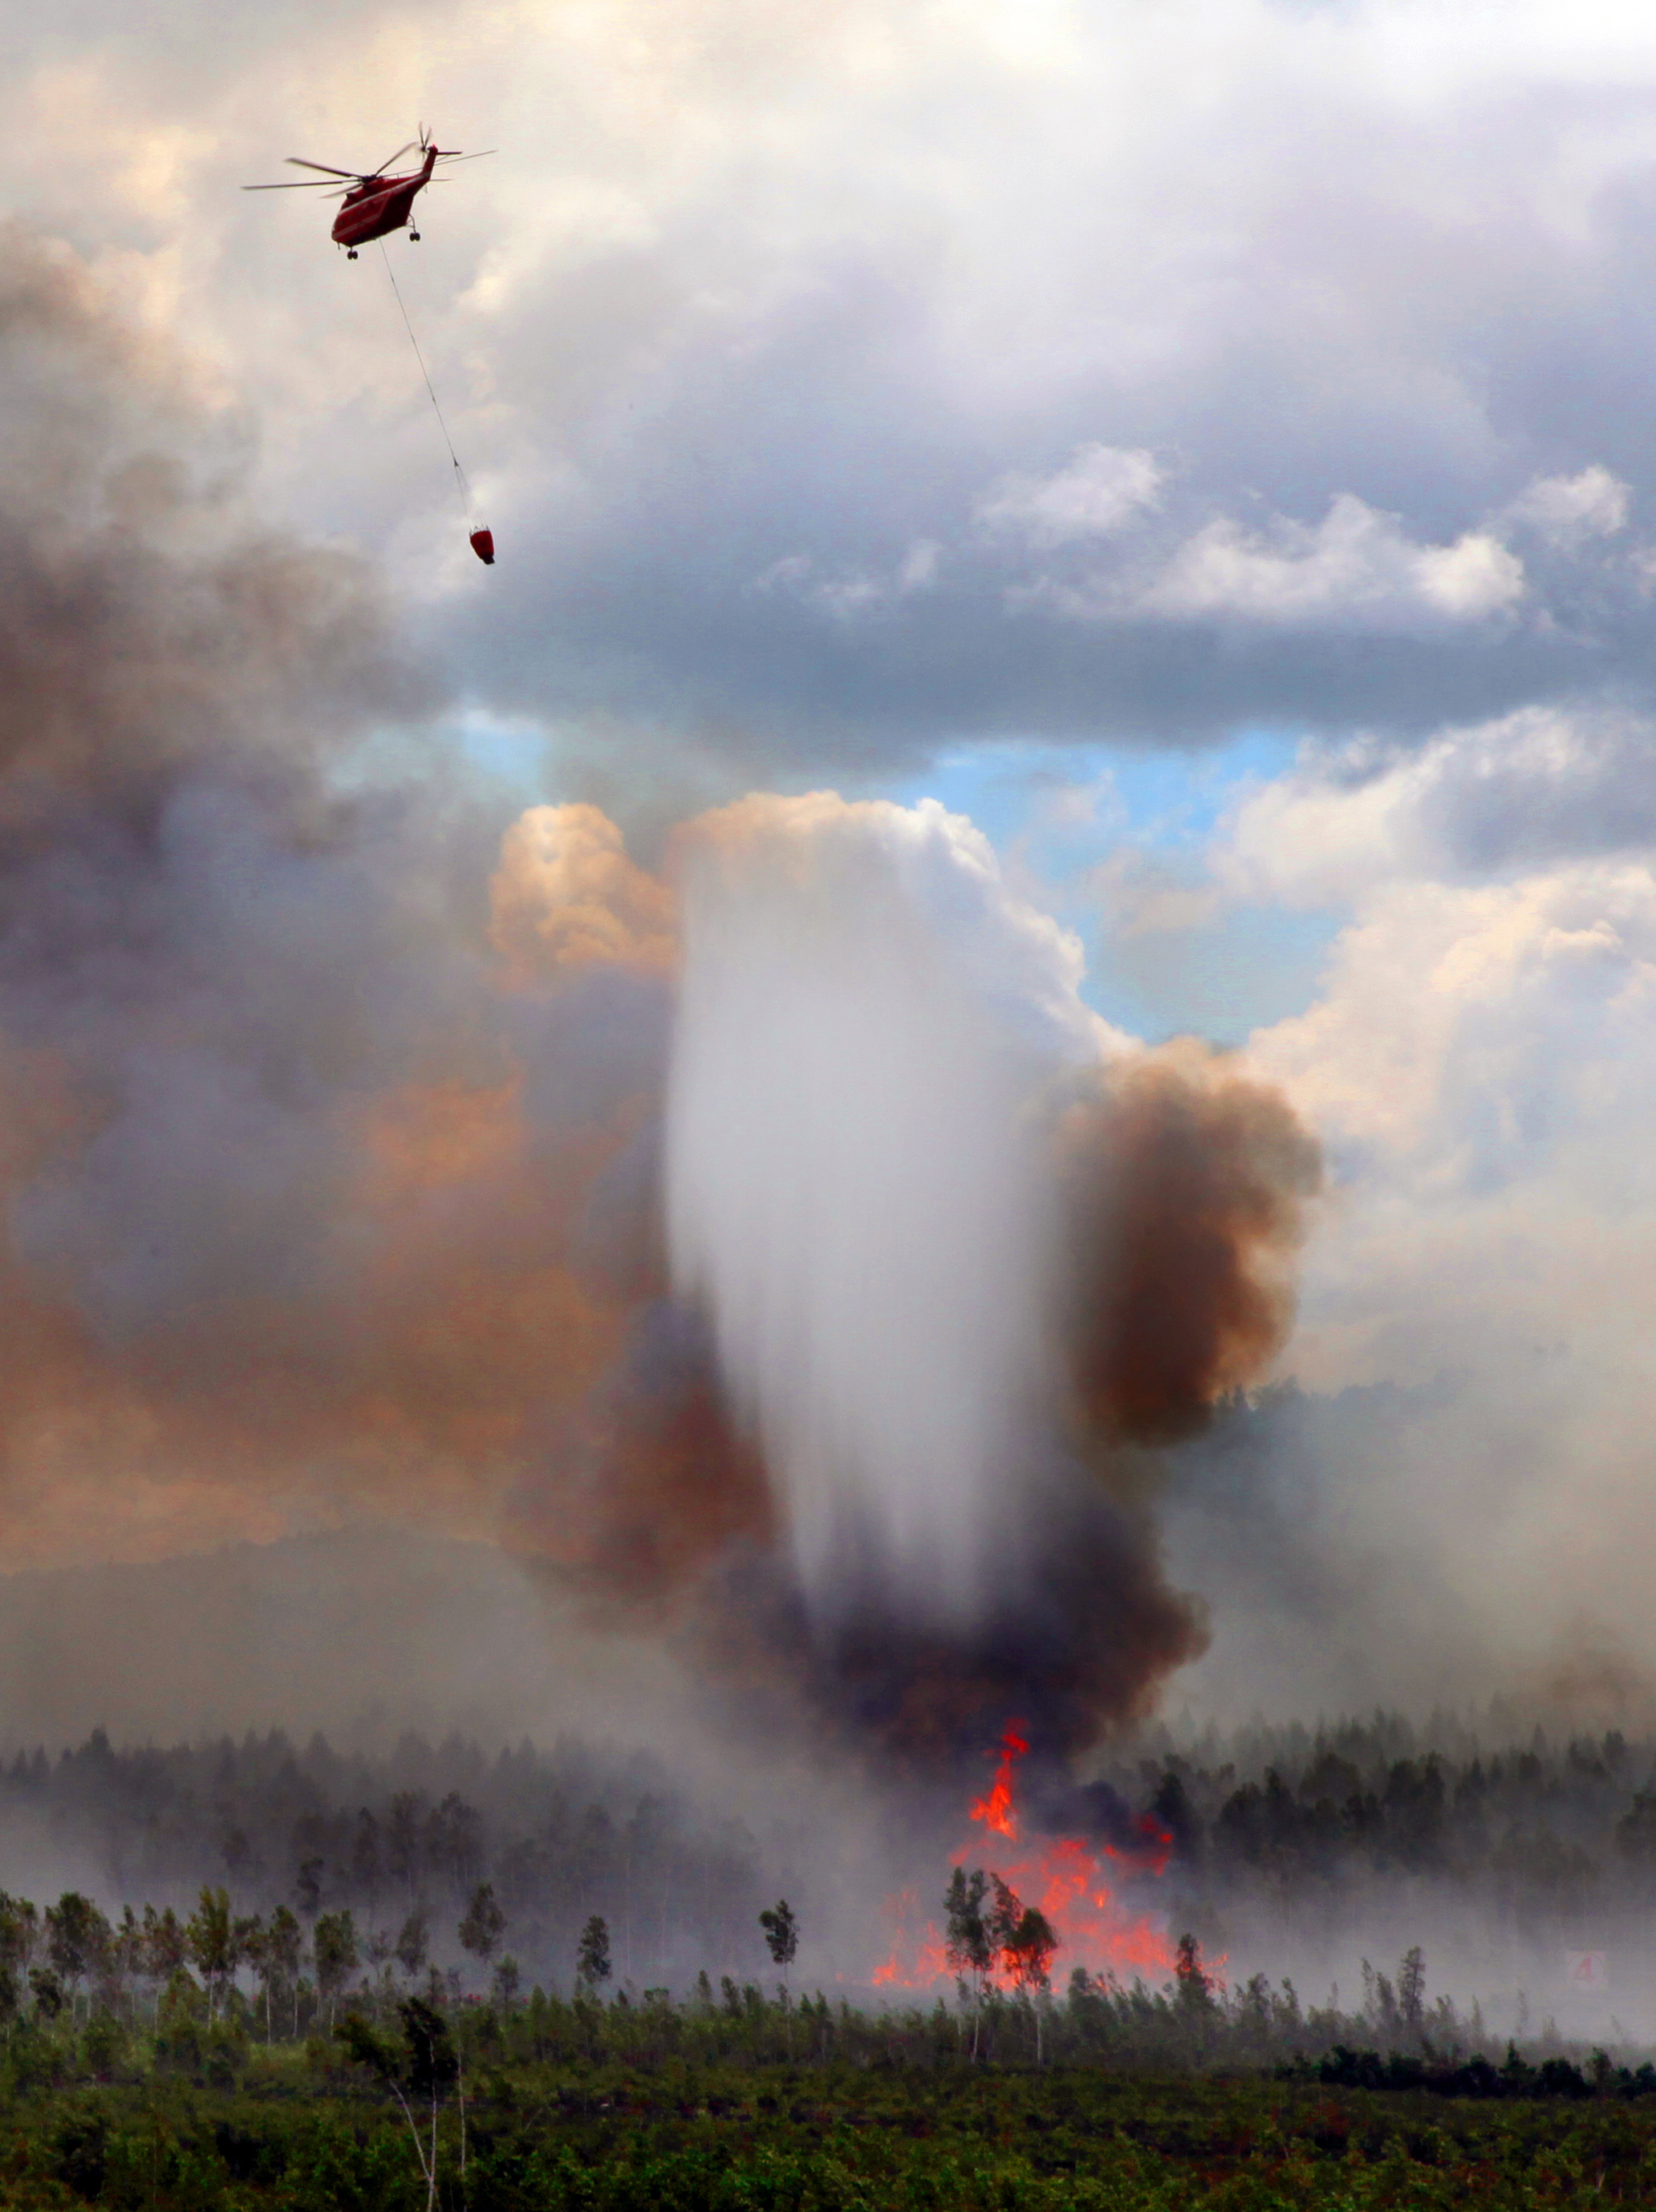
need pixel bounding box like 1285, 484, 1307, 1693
0, 225, 660, 1563
0, 222, 1319, 1775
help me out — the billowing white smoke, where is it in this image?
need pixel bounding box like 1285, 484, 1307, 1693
665, 793, 1116, 1628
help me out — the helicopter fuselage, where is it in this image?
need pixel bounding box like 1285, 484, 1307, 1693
332, 148, 439, 248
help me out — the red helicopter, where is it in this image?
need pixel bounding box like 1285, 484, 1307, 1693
245, 128, 500, 566
242, 128, 493, 258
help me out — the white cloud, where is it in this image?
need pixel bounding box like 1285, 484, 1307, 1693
1503, 465, 1630, 547
1250, 866, 1656, 1170
1129, 493, 1525, 631
1224, 704, 1656, 906
1203, 726, 1656, 1707
975, 443, 1163, 547
752, 554, 815, 595
751, 539, 943, 621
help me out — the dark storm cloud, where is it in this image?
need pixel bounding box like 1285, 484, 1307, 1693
416, 33, 1656, 769
1402, 708, 1656, 876
18, 0, 1656, 776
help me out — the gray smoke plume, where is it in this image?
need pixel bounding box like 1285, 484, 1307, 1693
0, 222, 1320, 1788
661, 793, 1321, 1770
0, 224, 661, 1563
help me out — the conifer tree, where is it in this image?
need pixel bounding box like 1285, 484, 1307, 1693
457, 1882, 505, 1978
575, 1914, 611, 1994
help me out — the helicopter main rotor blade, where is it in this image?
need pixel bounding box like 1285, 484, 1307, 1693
285, 157, 364, 179
370, 140, 421, 176
433, 149, 497, 162
243, 179, 344, 189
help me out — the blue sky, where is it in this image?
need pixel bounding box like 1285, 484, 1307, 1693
889, 731, 1343, 1044
456, 709, 1344, 1042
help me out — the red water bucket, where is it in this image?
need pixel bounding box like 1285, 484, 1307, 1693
469, 527, 496, 566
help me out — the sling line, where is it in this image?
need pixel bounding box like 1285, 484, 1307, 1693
380, 241, 473, 523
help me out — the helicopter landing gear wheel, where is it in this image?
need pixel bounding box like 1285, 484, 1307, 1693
409, 229, 420, 241
347, 248, 358, 260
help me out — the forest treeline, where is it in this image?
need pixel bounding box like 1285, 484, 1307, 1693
0, 1728, 766, 1991
4, 1713, 1656, 1996
0, 1906, 1630, 2086
16, 1712, 1656, 1892
1094, 1711, 1656, 1924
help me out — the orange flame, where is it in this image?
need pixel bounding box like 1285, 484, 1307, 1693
967, 1724, 1028, 1840
875, 1729, 1177, 1990
871, 1889, 949, 1987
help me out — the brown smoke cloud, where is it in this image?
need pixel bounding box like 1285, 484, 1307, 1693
1054, 1041, 1323, 1447
0, 221, 1320, 1774
490, 805, 678, 987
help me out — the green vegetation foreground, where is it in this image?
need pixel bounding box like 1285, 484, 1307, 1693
1, 2030, 1654, 2208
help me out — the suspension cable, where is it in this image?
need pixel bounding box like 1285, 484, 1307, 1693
380, 241, 473, 522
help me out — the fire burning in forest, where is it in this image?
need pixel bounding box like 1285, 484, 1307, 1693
871, 1727, 1176, 1991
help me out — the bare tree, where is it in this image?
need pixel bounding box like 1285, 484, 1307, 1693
338, 1997, 457, 2212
